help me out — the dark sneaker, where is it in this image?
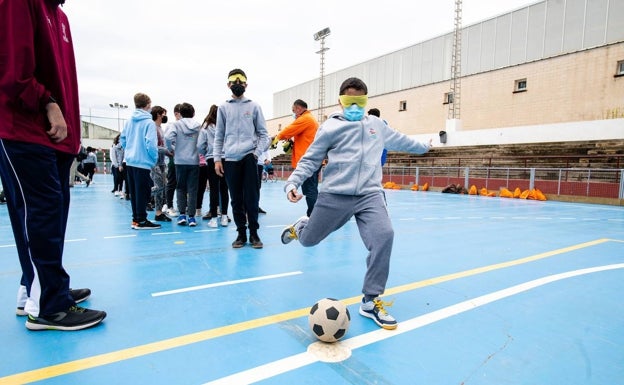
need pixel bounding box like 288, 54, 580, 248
188, 217, 197, 227
17, 288, 91, 316
177, 214, 187, 226
69, 288, 91, 304
258, 207, 267, 214
154, 213, 172, 222
134, 220, 161, 230
131, 221, 139, 229
359, 297, 397, 330
25, 306, 106, 331
232, 234, 247, 248
202, 212, 212, 220
249, 234, 263, 249
281, 216, 308, 244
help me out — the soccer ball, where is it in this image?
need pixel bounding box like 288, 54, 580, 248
308, 298, 351, 343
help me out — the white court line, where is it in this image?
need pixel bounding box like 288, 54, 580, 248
203, 263, 624, 385
0, 244, 15, 248
151, 231, 181, 236
65, 238, 87, 242
193, 229, 218, 233
152, 271, 303, 297
103, 234, 136, 239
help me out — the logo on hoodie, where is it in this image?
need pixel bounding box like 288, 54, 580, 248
368, 127, 378, 139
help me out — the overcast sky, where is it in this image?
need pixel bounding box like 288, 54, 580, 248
64, 0, 538, 129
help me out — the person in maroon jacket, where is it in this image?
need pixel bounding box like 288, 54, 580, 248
0, 0, 106, 331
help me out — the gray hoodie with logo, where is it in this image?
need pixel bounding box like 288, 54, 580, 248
285, 113, 431, 196
165, 118, 201, 165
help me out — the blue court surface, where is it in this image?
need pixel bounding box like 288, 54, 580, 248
0, 174, 623, 385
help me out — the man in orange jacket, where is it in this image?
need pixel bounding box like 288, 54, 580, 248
274, 99, 319, 216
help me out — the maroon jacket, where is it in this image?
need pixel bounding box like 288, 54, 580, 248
0, 0, 81, 154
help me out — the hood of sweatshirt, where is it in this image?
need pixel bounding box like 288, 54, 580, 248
179, 118, 201, 134
131, 109, 153, 123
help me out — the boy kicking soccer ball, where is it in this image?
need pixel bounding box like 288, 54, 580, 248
281, 77, 432, 330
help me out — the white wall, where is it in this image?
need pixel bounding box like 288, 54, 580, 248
421, 118, 624, 147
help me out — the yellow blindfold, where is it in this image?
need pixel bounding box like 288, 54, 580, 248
339, 95, 368, 108
228, 74, 247, 83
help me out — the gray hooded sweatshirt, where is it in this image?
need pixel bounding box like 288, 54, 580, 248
285, 113, 431, 196
165, 117, 201, 165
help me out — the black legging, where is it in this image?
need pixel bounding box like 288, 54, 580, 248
206, 158, 229, 217
82, 162, 96, 181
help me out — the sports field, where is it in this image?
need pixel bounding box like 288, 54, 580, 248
0, 175, 622, 384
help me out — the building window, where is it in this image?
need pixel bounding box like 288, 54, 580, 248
443, 92, 454, 105
616, 60, 624, 77
514, 78, 527, 93
399, 100, 407, 111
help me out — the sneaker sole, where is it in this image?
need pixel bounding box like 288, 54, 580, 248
25, 314, 106, 331
280, 227, 296, 244
17, 290, 90, 316
358, 308, 398, 330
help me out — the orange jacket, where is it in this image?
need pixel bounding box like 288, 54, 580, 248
276, 110, 318, 168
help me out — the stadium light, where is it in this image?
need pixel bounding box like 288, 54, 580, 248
109, 102, 128, 131
313, 27, 331, 41
314, 27, 331, 123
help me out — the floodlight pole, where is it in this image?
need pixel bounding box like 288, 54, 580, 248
109, 102, 128, 132
314, 27, 331, 123
448, 0, 463, 120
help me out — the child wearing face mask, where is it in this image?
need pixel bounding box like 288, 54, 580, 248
280, 77, 433, 330
213, 68, 270, 249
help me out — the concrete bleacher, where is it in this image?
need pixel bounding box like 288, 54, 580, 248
384, 140, 624, 170
272, 140, 624, 170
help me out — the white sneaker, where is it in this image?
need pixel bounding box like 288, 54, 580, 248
207, 218, 218, 228
167, 208, 179, 217
280, 216, 308, 244
220, 215, 229, 227
359, 297, 397, 330
196, 209, 202, 217
162, 204, 169, 212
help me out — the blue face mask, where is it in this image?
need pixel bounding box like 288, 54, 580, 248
343, 104, 365, 121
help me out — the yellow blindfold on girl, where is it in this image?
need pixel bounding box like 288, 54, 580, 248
228, 74, 247, 83
339, 95, 368, 108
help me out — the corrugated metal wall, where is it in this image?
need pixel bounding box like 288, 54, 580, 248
273, 0, 624, 117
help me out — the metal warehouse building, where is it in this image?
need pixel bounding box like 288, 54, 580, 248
267, 0, 624, 147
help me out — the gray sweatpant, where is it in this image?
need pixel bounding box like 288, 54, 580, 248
298, 191, 394, 297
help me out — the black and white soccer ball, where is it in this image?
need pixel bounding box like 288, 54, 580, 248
308, 298, 351, 343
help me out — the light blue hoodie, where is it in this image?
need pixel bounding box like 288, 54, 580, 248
197, 123, 219, 160
120, 109, 158, 170
285, 113, 431, 196
213, 97, 269, 162
165, 117, 201, 165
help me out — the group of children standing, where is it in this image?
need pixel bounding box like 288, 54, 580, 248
119, 68, 268, 248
